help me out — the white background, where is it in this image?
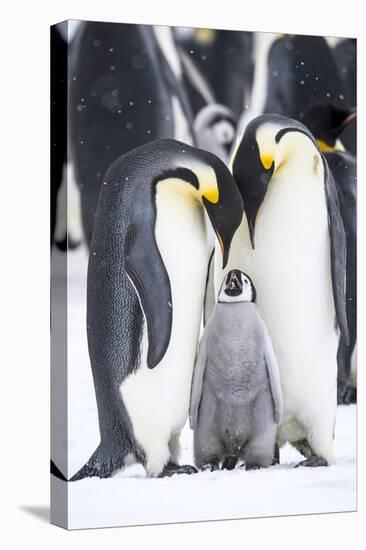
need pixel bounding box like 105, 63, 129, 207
0, 0, 364, 547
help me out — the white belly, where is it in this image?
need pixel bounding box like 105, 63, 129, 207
120, 179, 210, 474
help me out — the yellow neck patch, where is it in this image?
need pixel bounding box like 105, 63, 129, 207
316, 139, 336, 153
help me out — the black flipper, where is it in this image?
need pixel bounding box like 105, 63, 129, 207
326, 151, 357, 403
203, 248, 215, 326
125, 223, 172, 369
323, 158, 349, 344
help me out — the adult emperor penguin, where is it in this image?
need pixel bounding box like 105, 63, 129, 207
219, 114, 348, 466
59, 139, 243, 480
263, 35, 346, 122
326, 151, 357, 404
302, 103, 356, 154
69, 21, 194, 246
301, 104, 357, 403
333, 38, 357, 155
175, 27, 253, 118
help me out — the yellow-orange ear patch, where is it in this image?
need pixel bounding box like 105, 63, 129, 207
195, 28, 216, 44
316, 139, 336, 153
260, 154, 274, 170
203, 187, 219, 204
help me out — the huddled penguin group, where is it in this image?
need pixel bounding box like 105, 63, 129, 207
51, 22, 356, 480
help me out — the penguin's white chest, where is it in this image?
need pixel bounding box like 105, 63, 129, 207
249, 163, 337, 413
120, 179, 209, 458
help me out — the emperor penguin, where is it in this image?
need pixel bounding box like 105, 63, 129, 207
263, 35, 346, 123
69, 21, 194, 246
301, 104, 357, 403
190, 270, 282, 471
333, 38, 357, 155
174, 27, 253, 118
55, 139, 243, 480
217, 114, 348, 467
326, 151, 357, 404
302, 103, 356, 154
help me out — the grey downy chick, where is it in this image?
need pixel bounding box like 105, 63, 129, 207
190, 269, 283, 471
193, 104, 237, 163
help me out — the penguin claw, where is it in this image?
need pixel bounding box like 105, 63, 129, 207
158, 462, 198, 477
295, 456, 328, 468
337, 383, 357, 405
200, 461, 220, 472
245, 463, 261, 471
221, 456, 237, 470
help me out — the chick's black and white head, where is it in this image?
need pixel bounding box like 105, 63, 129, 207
218, 269, 256, 303
194, 104, 237, 162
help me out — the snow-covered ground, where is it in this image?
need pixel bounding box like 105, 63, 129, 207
52, 246, 356, 530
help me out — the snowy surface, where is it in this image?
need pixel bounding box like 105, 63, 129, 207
52, 246, 356, 530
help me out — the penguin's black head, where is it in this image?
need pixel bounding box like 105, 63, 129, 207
231, 114, 317, 248
149, 140, 243, 269
219, 269, 256, 303
302, 104, 356, 151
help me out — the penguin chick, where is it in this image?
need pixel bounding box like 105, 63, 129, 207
193, 104, 237, 162
189, 270, 283, 471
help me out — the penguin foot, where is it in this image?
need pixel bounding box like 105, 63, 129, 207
221, 456, 237, 470
337, 382, 357, 405
244, 463, 261, 471
292, 438, 313, 459
272, 444, 280, 465
295, 456, 328, 468
200, 459, 220, 472
158, 462, 198, 477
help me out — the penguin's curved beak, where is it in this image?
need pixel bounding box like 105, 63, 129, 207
216, 231, 229, 268
338, 108, 356, 131
202, 176, 243, 268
